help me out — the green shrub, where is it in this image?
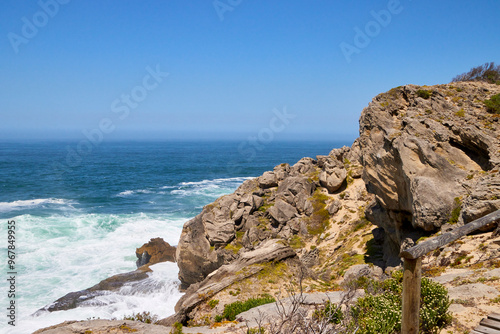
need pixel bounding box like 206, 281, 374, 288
420, 278, 452, 333
208, 299, 219, 309
452, 62, 500, 84
217, 295, 276, 321
314, 300, 343, 324
123, 311, 158, 324
417, 89, 432, 99
484, 93, 500, 114
350, 271, 451, 334
169, 322, 183, 334
448, 197, 462, 224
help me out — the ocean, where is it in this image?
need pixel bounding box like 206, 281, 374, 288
0, 140, 349, 333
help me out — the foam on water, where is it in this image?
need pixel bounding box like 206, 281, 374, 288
0, 198, 76, 213
1, 213, 185, 334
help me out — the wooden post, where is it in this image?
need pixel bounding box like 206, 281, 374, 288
401, 257, 422, 334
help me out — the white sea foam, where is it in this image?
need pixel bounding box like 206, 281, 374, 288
116, 189, 154, 197
1, 213, 186, 334
171, 176, 254, 197
0, 198, 76, 213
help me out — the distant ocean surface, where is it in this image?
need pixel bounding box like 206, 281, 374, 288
0, 140, 350, 333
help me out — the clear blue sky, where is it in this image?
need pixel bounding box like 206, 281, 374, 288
1, 0, 499, 141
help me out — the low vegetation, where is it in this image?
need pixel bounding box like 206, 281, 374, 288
452, 62, 500, 84
484, 93, 500, 114
215, 295, 276, 322
417, 89, 432, 99
123, 311, 158, 324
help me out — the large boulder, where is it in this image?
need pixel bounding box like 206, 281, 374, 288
136, 238, 176, 267
358, 82, 500, 254
268, 199, 298, 225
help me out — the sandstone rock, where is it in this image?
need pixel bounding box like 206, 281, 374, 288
39, 267, 151, 312
326, 200, 341, 215
447, 283, 500, 300
274, 163, 290, 181
290, 157, 317, 175
136, 238, 176, 267
176, 213, 224, 287
33, 319, 170, 334
358, 82, 500, 255
343, 264, 384, 282
268, 199, 298, 225
165, 240, 297, 324
259, 171, 278, 188
319, 168, 346, 193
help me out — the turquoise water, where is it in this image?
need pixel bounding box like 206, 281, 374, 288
0, 140, 348, 333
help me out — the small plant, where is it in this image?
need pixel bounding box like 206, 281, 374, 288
247, 328, 265, 334
217, 295, 276, 321
455, 108, 465, 117
314, 301, 343, 324
123, 311, 158, 324
169, 322, 183, 334
208, 299, 219, 309
289, 235, 305, 249
417, 89, 432, 99
448, 197, 462, 224
484, 93, 500, 114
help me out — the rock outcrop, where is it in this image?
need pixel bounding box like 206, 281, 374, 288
176, 146, 363, 289
136, 237, 176, 267
358, 82, 500, 261
171, 142, 373, 325
38, 267, 152, 313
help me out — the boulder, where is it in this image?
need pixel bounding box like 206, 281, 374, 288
176, 213, 224, 287
319, 168, 347, 193
136, 238, 176, 267
259, 171, 278, 188
268, 199, 298, 225
358, 82, 500, 254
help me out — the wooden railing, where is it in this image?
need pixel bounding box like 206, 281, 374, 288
399, 209, 500, 334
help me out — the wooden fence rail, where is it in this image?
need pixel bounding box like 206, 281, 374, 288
399, 209, 500, 334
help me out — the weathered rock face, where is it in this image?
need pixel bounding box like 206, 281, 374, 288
359, 82, 500, 257
175, 146, 360, 289
136, 237, 176, 267
38, 267, 151, 313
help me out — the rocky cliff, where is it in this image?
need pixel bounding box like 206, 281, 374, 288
169, 81, 500, 325
359, 81, 500, 262
37, 81, 500, 333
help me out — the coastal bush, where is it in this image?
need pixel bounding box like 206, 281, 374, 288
351, 271, 451, 334
417, 89, 432, 99
216, 295, 276, 321
452, 62, 500, 84
448, 197, 462, 224
484, 93, 500, 114
314, 300, 343, 324
208, 299, 219, 309
169, 322, 183, 334
123, 311, 158, 324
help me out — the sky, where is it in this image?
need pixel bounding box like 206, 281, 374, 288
0, 0, 499, 142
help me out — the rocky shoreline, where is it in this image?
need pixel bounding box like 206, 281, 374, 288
35, 81, 500, 333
